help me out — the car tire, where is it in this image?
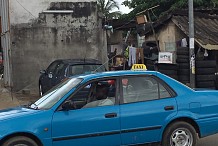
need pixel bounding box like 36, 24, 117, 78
179, 75, 190, 81
156, 63, 178, 70
177, 51, 189, 56
158, 69, 178, 75
2, 136, 38, 146
196, 68, 216, 75
196, 60, 216, 68
177, 55, 189, 60
162, 121, 197, 146
196, 75, 216, 82
178, 69, 190, 75
196, 81, 215, 88
39, 83, 43, 97
168, 75, 179, 80
176, 58, 189, 63
179, 63, 189, 69
180, 80, 190, 85
177, 47, 189, 54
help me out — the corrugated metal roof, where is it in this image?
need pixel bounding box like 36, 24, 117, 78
172, 14, 218, 50
143, 10, 218, 50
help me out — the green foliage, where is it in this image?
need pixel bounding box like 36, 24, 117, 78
122, 0, 218, 20
97, 0, 122, 20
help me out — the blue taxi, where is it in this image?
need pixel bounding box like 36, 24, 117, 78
0, 64, 218, 146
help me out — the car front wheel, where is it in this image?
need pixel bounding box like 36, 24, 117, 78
2, 136, 38, 146
162, 121, 197, 146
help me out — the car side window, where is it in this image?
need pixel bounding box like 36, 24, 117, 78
122, 76, 172, 104
64, 79, 117, 110
47, 61, 59, 73
54, 63, 65, 76
159, 83, 171, 99
122, 76, 159, 104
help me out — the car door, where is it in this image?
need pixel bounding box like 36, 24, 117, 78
51, 63, 67, 87
52, 78, 121, 146
41, 61, 59, 92
119, 75, 178, 145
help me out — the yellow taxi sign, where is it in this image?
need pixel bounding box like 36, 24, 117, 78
131, 64, 147, 71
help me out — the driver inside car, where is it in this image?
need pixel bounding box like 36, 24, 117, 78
83, 83, 115, 108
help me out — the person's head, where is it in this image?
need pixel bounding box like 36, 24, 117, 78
96, 84, 109, 100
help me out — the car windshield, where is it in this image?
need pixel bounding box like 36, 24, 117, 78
69, 64, 105, 76
30, 78, 82, 110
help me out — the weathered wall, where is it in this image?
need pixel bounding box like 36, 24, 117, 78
107, 31, 123, 45
10, 0, 95, 24
175, 25, 187, 43
10, 1, 107, 93
145, 21, 177, 52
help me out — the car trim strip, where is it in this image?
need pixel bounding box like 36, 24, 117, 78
53, 131, 120, 141
121, 126, 162, 133
52, 126, 161, 141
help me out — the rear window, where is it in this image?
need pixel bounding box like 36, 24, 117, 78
69, 64, 105, 76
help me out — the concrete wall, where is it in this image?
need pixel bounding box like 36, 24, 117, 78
107, 31, 123, 45
9, 0, 107, 93
10, 0, 95, 24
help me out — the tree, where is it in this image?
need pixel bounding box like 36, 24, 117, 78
97, 0, 122, 20
122, 0, 218, 20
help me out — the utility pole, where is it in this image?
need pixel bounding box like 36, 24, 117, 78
189, 0, 195, 88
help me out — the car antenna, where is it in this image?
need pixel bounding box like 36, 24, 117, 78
94, 55, 117, 72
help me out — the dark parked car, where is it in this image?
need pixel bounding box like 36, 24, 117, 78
39, 59, 105, 96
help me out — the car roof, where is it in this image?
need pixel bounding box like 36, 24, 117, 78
73, 70, 157, 80
71, 70, 194, 95
57, 59, 102, 65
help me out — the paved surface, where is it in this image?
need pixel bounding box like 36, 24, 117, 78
197, 134, 218, 146
0, 87, 218, 146
0, 88, 39, 109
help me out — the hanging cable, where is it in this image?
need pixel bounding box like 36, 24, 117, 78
15, 0, 38, 19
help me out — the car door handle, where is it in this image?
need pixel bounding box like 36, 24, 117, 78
105, 113, 117, 118
164, 106, 174, 111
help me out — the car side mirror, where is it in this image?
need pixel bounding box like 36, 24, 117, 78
62, 101, 72, 111
40, 70, 47, 74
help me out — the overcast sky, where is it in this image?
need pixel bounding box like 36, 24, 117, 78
116, 0, 132, 14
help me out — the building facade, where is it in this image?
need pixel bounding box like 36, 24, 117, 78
0, 0, 107, 93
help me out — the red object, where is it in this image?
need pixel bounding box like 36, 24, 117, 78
108, 80, 115, 85
0, 52, 3, 64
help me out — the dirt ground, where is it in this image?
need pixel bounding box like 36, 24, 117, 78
0, 88, 39, 110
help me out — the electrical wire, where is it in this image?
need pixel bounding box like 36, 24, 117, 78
94, 54, 119, 72
113, 18, 135, 30
15, 0, 38, 19
151, 9, 158, 20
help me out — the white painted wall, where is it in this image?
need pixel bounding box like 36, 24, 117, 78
9, 0, 96, 24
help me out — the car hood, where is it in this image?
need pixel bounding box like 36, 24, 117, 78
0, 106, 41, 121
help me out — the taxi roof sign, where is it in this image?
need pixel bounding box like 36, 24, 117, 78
131, 64, 147, 71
